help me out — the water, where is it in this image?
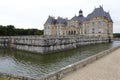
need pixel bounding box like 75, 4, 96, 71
0, 41, 120, 79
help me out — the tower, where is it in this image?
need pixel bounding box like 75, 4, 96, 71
79, 9, 83, 16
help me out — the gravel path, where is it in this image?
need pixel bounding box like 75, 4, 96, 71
62, 48, 120, 80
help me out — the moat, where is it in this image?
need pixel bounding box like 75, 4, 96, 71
0, 41, 120, 79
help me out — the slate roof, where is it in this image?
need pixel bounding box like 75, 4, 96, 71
87, 6, 113, 22
56, 17, 67, 24
45, 6, 113, 25
71, 15, 86, 23
45, 16, 56, 24
45, 16, 67, 24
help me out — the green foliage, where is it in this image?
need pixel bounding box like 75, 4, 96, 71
0, 25, 43, 36
113, 33, 120, 38
0, 77, 20, 80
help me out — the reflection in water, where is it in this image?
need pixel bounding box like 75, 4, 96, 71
0, 41, 120, 79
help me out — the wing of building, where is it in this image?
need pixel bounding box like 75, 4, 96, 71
44, 6, 113, 39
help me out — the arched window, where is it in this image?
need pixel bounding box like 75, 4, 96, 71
71, 31, 73, 35
69, 31, 71, 35
74, 31, 76, 35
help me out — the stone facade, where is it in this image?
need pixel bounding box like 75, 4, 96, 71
44, 6, 113, 39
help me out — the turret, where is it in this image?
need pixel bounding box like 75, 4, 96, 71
79, 9, 83, 17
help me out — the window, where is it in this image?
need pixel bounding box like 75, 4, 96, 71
69, 31, 71, 35
74, 31, 76, 35
44, 27, 46, 29
85, 30, 87, 34
71, 31, 73, 35
92, 22, 95, 26
98, 21, 101, 25
98, 32, 101, 33
92, 28, 95, 33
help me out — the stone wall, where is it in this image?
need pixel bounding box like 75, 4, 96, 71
0, 36, 109, 54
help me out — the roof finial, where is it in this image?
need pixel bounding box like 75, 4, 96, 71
102, 4, 103, 7
94, 6, 96, 9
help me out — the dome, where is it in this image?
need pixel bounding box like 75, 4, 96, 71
79, 9, 83, 13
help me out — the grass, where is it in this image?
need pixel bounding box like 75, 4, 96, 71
0, 78, 20, 80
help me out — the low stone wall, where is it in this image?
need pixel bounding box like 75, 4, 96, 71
39, 46, 120, 80
0, 36, 109, 54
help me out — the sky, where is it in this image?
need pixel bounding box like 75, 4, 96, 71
0, 0, 120, 33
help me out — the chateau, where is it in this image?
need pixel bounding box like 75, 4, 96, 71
44, 6, 113, 39
0, 6, 113, 54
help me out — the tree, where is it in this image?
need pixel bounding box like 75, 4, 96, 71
0, 25, 44, 36
6, 25, 16, 36
113, 33, 120, 38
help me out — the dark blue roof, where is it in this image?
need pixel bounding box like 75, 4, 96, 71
87, 6, 113, 22
105, 12, 113, 22
45, 16, 56, 24
45, 6, 112, 25
71, 15, 86, 23
45, 16, 67, 24
56, 17, 67, 24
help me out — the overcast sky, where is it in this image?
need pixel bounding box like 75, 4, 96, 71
0, 0, 120, 33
